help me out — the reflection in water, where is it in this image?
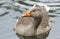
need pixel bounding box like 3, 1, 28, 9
0, 0, 60, 39
0, 3, 4, 7
49, 10, 56, 13
30, 0, 36, 1
0, 12, 9, 17
17, 1, 33, 6
49, 15, 57, 17
49, 5, 60, 7
2, 6, 11, 9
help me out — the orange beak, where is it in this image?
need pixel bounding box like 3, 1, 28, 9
22, 10, 31, 17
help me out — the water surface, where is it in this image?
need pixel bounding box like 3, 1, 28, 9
0, 0, 60, 39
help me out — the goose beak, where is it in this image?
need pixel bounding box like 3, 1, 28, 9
22, 4, 36, 17
22, 10, 31, 17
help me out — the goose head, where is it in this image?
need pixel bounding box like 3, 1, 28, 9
22, 3, 49, 19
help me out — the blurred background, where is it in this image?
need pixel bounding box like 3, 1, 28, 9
0, 0, 60, 39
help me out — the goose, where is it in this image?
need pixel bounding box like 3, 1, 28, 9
14, 3, 51, 39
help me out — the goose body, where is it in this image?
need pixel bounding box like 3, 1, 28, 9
14, 3, 51, 39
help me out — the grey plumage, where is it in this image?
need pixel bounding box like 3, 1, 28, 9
14, 4, 51, 39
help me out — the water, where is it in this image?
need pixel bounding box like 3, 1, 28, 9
0, 0, 60, 39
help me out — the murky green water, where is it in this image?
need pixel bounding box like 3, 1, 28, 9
0, 0, 60, 39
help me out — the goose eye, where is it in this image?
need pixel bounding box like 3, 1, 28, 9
32, 10, 36, 12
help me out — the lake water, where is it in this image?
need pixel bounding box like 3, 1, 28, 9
0, 0, 60, 39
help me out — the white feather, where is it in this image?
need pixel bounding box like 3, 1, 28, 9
31, 3, 50, 12
37, 3, 50, 12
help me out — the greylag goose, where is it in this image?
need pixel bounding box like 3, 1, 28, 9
14, 3, 51, 39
